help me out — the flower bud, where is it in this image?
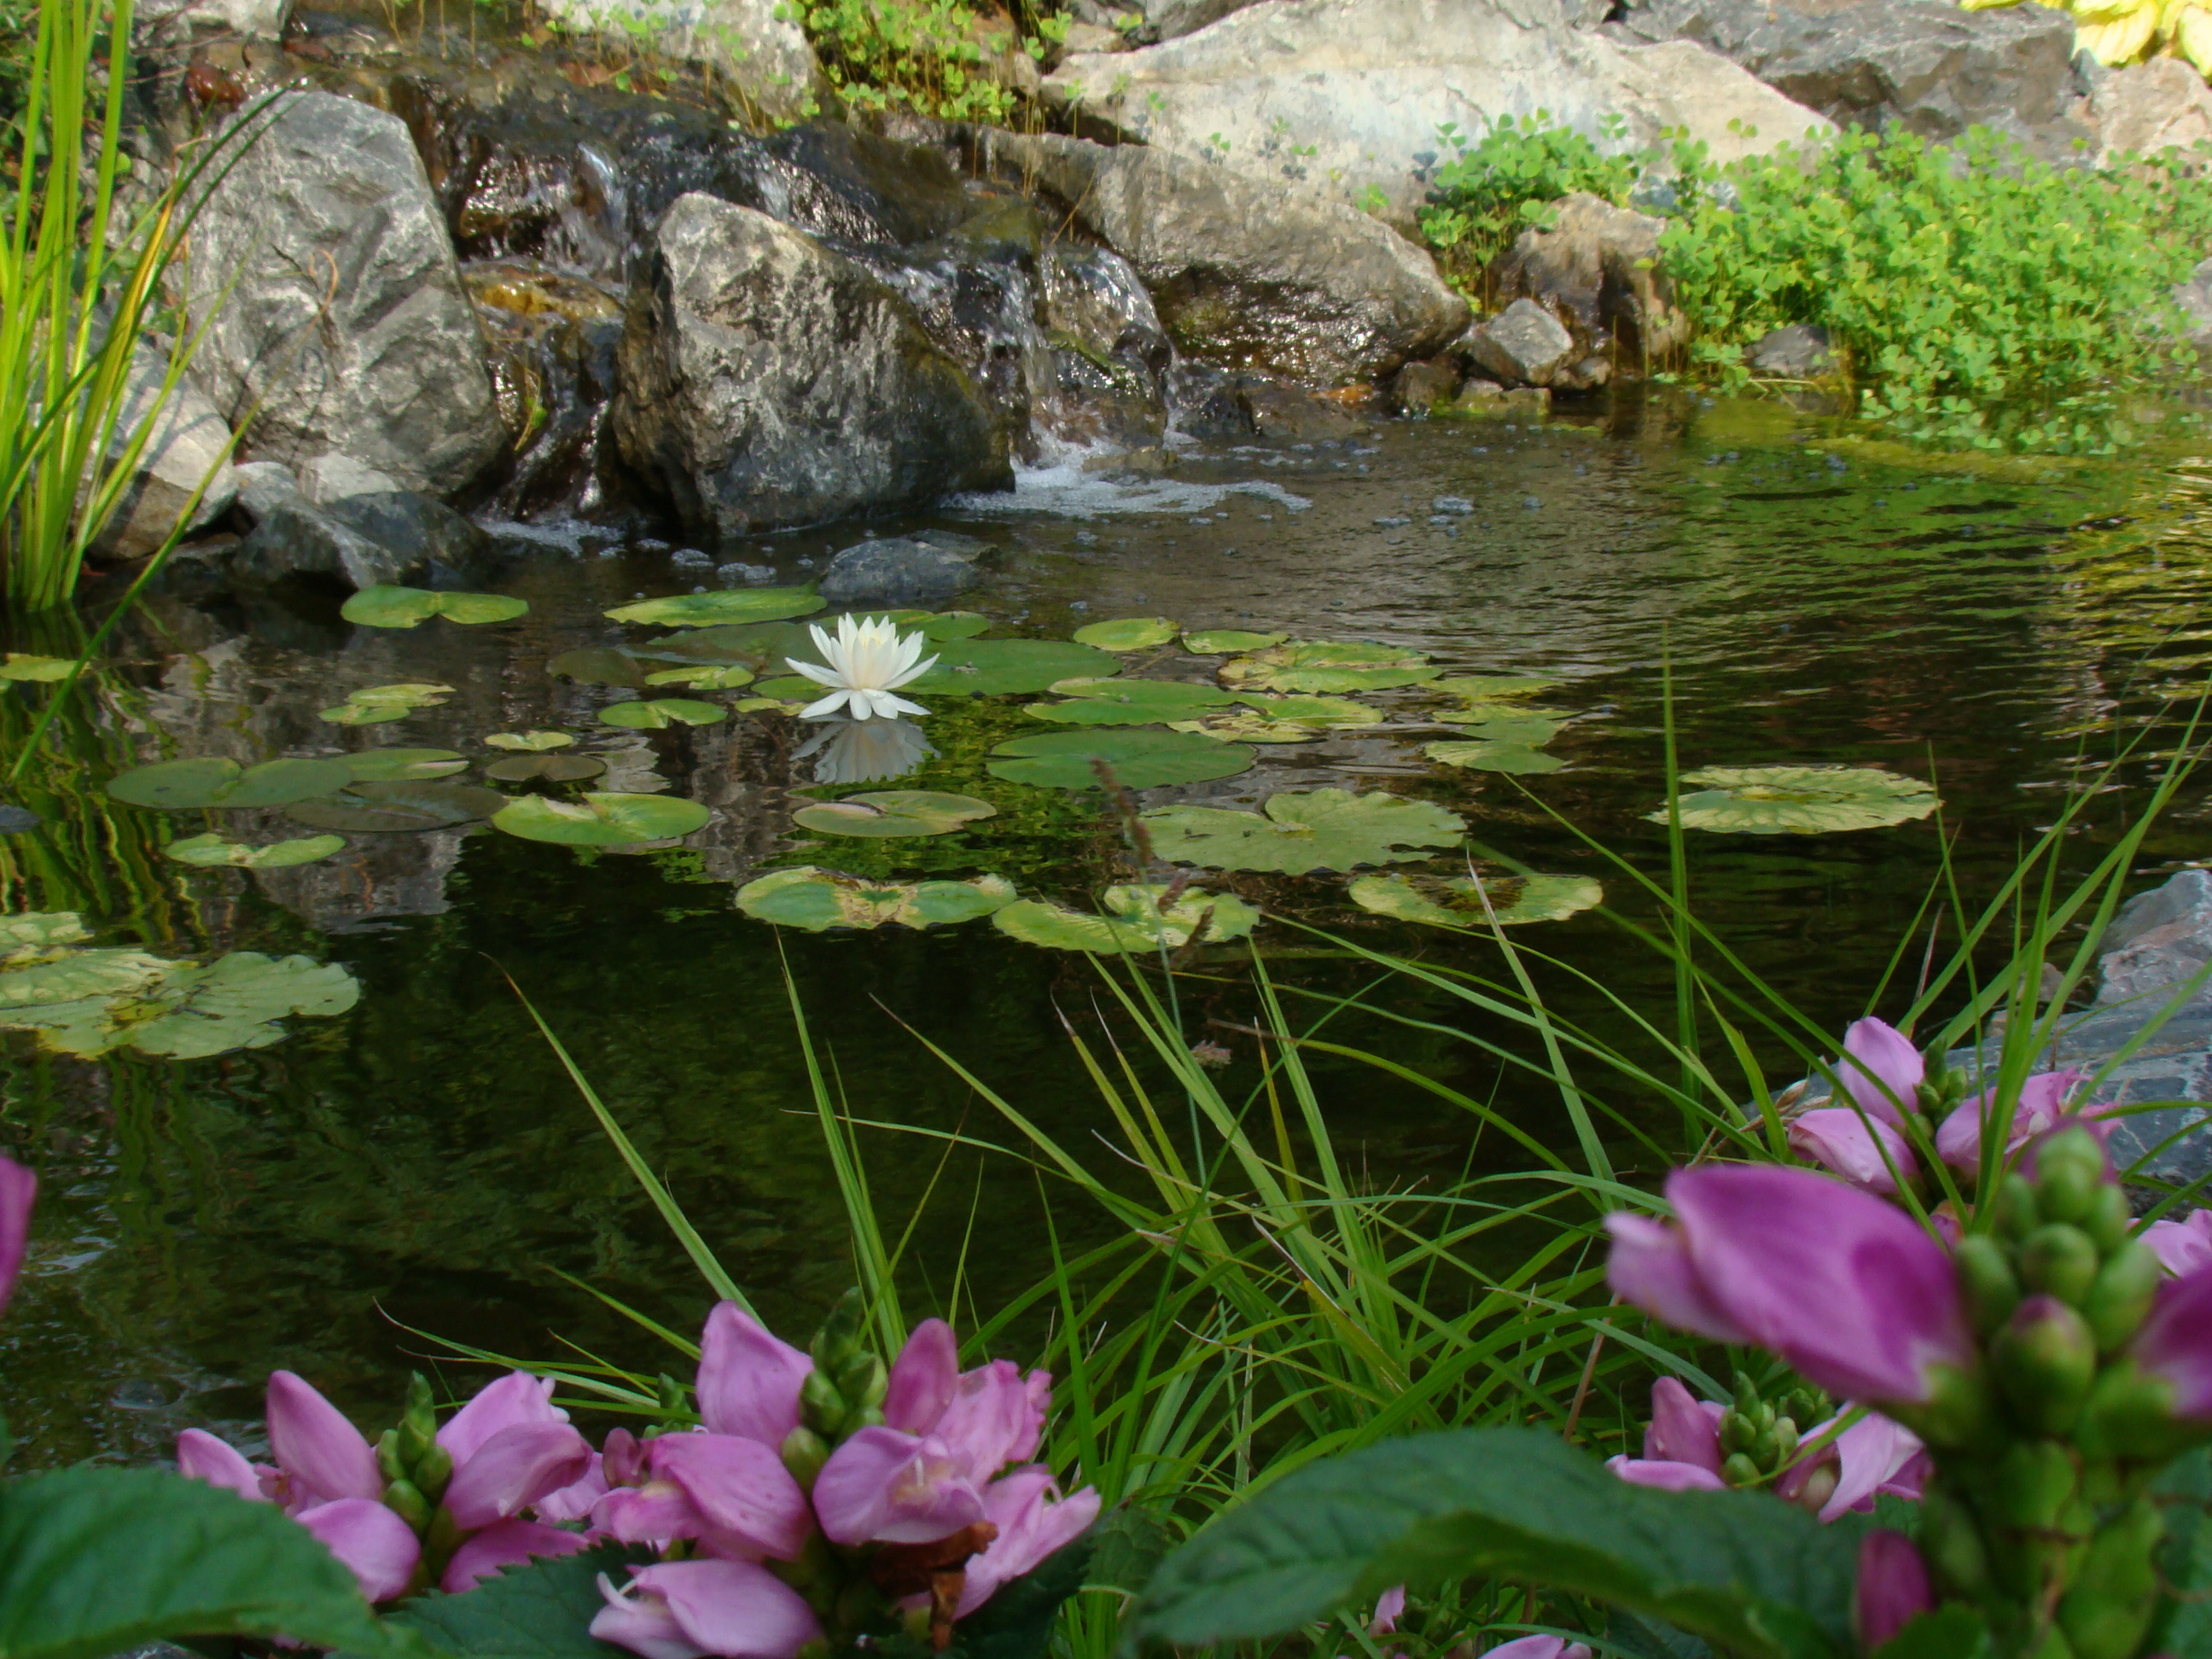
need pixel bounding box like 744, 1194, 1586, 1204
396, 1372, 438, 1467
2084, 1241, 2162, 1353
811, 1288, 870, 1375
1994, 1295, 2097, 1434
780, 1424, 830, 1492
2082, 1183, 2132, 1255
2077, 1359, 2195, 1462
1895, 1362, 1999, 1453
800, 1367, 848, 1438
1990, 1439, 2078, 1533
1720, 1411, 1756, 1456
655, 1374, 688, 1422
1955, 1233, 2023, 1337
2020, 1224, 2101, 1307
835, 1353, 885, 1412
1994, 1172, 2040, 1241
381, 1477, 432, 1533
410, 1442, 452, 1505
1720, 1452, 1762, 1488
2058, 1496, 2162, 1659
375, 1429, 407, 1486
2034, 1127, 2107, 1225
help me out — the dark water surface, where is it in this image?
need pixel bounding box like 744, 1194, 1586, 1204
8, 394, 2212, 1468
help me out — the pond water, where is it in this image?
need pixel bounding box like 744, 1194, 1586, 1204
5, 391, 2212, 1470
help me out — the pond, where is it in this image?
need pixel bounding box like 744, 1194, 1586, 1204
4, 390, 2210, 1471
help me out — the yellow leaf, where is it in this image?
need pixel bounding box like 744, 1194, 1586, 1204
2174, 3, 2212, 68
2075, 1, 2160, 61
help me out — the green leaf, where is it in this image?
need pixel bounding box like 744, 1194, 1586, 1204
920, 611, 991, 640
1182, 629, 1287, 655
1426, 741, 1564, 775
1087, 1505, 1180, 1593
2149, 1446, 2212, 1654
0, 653, 75, 683
597, 699, 728, 731
163, 833, 347, 869
909, 638, 1120, 696
122, 953, 362, 1058
485, 755, 608, 783
643, 664, 757, 690
1869, 1606, 1991, 1659
1649, 766, 1941, 835
1140, 789, 1465, 875
0, 1464, 387, 1659
319, 684, 456, 725
789, 790, 996, 839
342, 748, 469, 782
485, 731, 577, 752
603, 588, 824, 627
108, 758, 356, 811
992, 885, 1260, 952
0, 947, 169, 1007
1432, 674, 1557, 701
735, 868, 1016, 931
550, 649, 651, 690
1128, 1427, 1856, 1659
380, 1540, 650, 1659
1025, 678, 1236, 725
1348, 871, 1602, 928
286, 782, 508, 832
1072, 616, 1178, 651
1432, 713, 1565, 744
1218, 641, 1438, 693
492, 793, 710, 847
0, 913, 90, 954
987, 730, 1255, 790
340, 585, 529, 628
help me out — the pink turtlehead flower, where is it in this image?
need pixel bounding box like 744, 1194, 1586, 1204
1788, 1109, 1918, 1194
1484, 1639, 1592, 1659
0, 1156, 33, 1315
1607, 1377, 1726, 1493
2144, 1210, 2212, 1278
1836, 1019, 1923, 1128
178, 1428, 278, 1504
2132, 1265, 2212, 1421
1368, 1585, 1406, 1637
1854, 1530, 1933, 1652
444, 1420, 593, 1531
296, 1498, 422, 1603
536, 1451, 610, 1523
1933, 1069, 2105, 1174
1605, 1166, 1974, 1409
697, 1304, 814, 1448
592, 1430, 812, 1560
591, 1560, 823, 1659
811, 1425, 989, 1545
949, 1466, 1103, 1617
1778, 1412, 1927, 1522
443, 1519, 593, 1593
267, 1371, 384, 1510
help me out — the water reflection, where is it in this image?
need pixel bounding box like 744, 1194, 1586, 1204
793, 718, 936, 784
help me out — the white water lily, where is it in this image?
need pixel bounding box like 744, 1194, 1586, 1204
785, 614, 937, 721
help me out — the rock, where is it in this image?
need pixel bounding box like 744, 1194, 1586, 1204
980, 131, 1468, 384
137, 0, 290, 38
1466, 300, 1575, 387
614, 194, 1010, 538
2088, 57, 2212, 166
299, 453, 404, 506
533, 0, 824, 124
1392, 356, 1462, 413
818, 537, 983, 605
1237, 376, 1363, 438
230, 461, 300, 521
1059, 18, 1128, 51
2098, 870, 2212, 1009
1749, 323, 1836, 377
1044, 0, 1830, 216
1144, 0, 1262, 39
1610, 0, 2093, 163
229, 500, 425, 591
90, 342, 239, 561
1487, 192, 1686, 368
1452, 381, 1551, 416
2173, 257, 2212, 355
1036, 242, 1174, 448
184, 92, 504, 497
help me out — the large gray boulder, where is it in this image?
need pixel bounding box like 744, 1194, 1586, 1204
90, 341, 238, 561
532, 0, 824, 125
1044, 0, 1829, 216
1610, 0, 2093, 162
982, 131, 1467, 384
818, 535, 982, 606
184, 92, 504, 497
612, 193, 1012, 538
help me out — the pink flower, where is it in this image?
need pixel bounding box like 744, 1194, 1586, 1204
697, 1304, 814, 1448
1606, 1458, 1726, 1493
1605, 1166, 1974, 1409
1854, 1529, 1933, 1651
442, 1518, 594, 1593
811, 1424, 990, 1545
1934, 1069, 2098, 1173
536, 1452, 610, 1523
1778, 1412, 1926, 1522
1836, 1019, 1922, 1128
883, 1318, 960, 1433
881, 1322, 1049, 1476
590, 1560, 823, 1659
950, 1466, 1103, 1617
1606, 1378, 1726, 1493
177, 1428, 277, 1504
438, 1370, 567, 1463
1368, 1585, 1406, 1637
2131, 1265, 2212, 1421
592, 1431, 812, 1560
266, 1371, 384, 1510
294, 1498, 422, 1603
0, 1156, 33, 1315
2144, 1211, 2212, 1278
444, 1420, 594, 1530
1788, 1109, 1918, 1194
1483, 1639, 1592, 1659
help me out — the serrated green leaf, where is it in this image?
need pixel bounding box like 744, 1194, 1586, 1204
1073, 616, 1178, 651
378, 1540, 649, 1659
604, 588, 823, 627
1140, 789, 1464, 875
1869, 1605, 1991, 1658
945, 1531, 1094, 1659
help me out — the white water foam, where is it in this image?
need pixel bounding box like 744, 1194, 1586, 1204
944, 457, 1312, 521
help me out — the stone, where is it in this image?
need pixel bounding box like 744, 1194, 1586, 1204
1610, 0, 2093, 163
1237, 376, 1363, 438
1749, 323, 1836, 377
1392, 356, 1462, 413
613, 194, 1011, 538
2088, 57, 2212, 166
1044, 0, 1830, 216
229, 500, 425, 591
230, 461, 300, 521
1059, 18, 1128, 51
184, 92, 504, 497
2173, 257, 2212, 355
533, 0, 824, 124
818, 536, 982, 606
1452, 381, 1551, 416
1144, 0, 1261, 39
1466, 300, 1575, 387
981, 131, 1468, 384
1487, 192, 1687, 367
298, 452, 404, 506
90, 341, 238, 561
137, 0, 290, 38
1036, 242, 1174, 449
2098, 870, 2212, 1009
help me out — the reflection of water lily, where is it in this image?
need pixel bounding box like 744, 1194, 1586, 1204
793, 718, 936, 784
786, 615, 935, 721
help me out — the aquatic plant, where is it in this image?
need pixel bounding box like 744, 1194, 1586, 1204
1650, 765, 1941, 835
340, 586, 532, 628
1138, 788, 1466, 874
492, 791, 710, 845
990, 882, 1260, 951
789, 789, 996, 838
786, 614, 939, 723
1070, 616, 1178, 652
985, 728, 1256, 789
735, 867, 1016, 930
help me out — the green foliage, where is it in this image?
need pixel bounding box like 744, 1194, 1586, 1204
794, 0, 1051, 123
375, 1542, 648, 1659
1417, 112, 1640, 289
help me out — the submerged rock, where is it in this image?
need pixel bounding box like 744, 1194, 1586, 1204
1466, 300, 1575, 388
613, 193, 1012, 538
229, 500, 423, 591
91, 341, 239, 561
185, 92, 504, 497
1749, 323, 1836, 378
818, 536, 984, 606
230, 451, 492, 589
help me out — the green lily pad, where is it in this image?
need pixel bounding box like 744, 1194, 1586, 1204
340, 585, 529, 628
1219, 641, 1439, 694
986, 729, 1255, 790
1073, 616, 1178, 651
1348, 871, 1603, 928
550, 649, 652, 689
492, 791, 710, 846
286, 780, 507, 832
0, 653, 74, 682
1432, 675, 1557, 701
485, 754, 608, 783
485, 731, 576, 752
1167, 713, 1325, 744
992, 884, 1261, 952
1025, 678, 1237, 725
921, 612, 990, 640
645, 664, 757, 690
1433, 711, 1568, 742
632, 622, 818, 668
0, 950, 358, 1058
0, 912, 91, 955
1139, 789, 1466, 874
604, 588, 824, 627
1234, 694, 1380, 728
1651, 765, 1942, 835
909, 638, 1120, 697
1426, 741, 1564, 775
789, 790, 997, 839
108, 757, 356, 811
735, 696, 808, 715
752, 677, 826, 701
320, 683, 455, 725
598, 699, 728, 731
1182, 630, 1286, 655
0, 945, 170, 1006
735, 868, 1016, 931
163, 833, 347, 868
342, 748, 469, 782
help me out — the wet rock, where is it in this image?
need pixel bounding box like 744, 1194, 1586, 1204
818, 536, 983, 605
1453, 380, 1551, 416
2088, 57, 2212, 166
184, 91, 504, 496
1487, 192, 1686, 366
533, 0, 825, 125
1237, 376, 1362, 439
230, 460, 300, 521
229, 452, 492, 589
981, 131, 1467, 384
1034, 242, 1173, 448
613, 193, 1012, 538
229, 500, 424, 591
1392, 356, 1463, 414
1045, 0, 1828, 216
1749, 323, 1836, 377
1466, 300, 1575, 387
1610, 0, 2093, 163
90, 341, 239, 561
138, 0, 289, 40
1166, 361, 1258, 437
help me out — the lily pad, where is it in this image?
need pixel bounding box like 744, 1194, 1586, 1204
604, 588, 824, 627
342, 748, 469, 782
1426, 741, 1564, 775
1433, 712, 1568, 743
286, 780, 507, 832
485, 731, 576, 752
1650, 765, 1942, 835
635, 622, 819, 668
0, 945, 171, 1006
752, 677, 826, 701
735, 868, 1016, 931
908, 638, 1119, 697
1233, 694, 1380, 728
1218, 641, 1439, 694
486, 754, 608, 783
1167, 713, 1326, 745
0, 912, 91, 955
992, 884, 1261, 952
0, 653, 74, 682
790, 790, 997, 839
1073, 616, 1178, 652
1025, 678, 1237, 725
321, 683, 455, 725
341, 585, 529, 628
986, 729, 1254, 790
1139, 789, 1466, 874
598, 699, 728, 731
492, 791, 710, 846
921, 612, 990, 640
108, 757, 355, 811
550, 649, 652, 689
163, 833, 347, 868
1348, 871, 1603, 928
1432, 675, 1557, 701
645, 664, 757, 690
1182, 630, 1287, 655
0, 949, 358, 1058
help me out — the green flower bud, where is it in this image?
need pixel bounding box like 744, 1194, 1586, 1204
1990, 1439, 2078, 1533
2058, 1496, 2162, 1659
411, 1441, 453, 1506
655, 1374, 689, 1421
2076, 1359, 2196, 1462
1919, 1484, 1992, 1601
1956, 1232, 2024, 1337
2020, 1224, 2101, 1307
382, 1477, 432, 1534
2083, 1240, 2162, 1353
800, 1367, 848, 1439
1994, 1172, 2040, 1242
1732, 1371, 1761, 1417
1720, 1451, 1761, 1487
1720, 1410, 1756, 1456
811, 1288, 870, 1375
1994, 1296, 2097, 1435
397, 1372, 438, 1467
2082, 1182, 2132, 1256
779, 1425, 830, 1491
2034, 1128, 2106, 1225
375, 1429, 407, 1486
848, 1404, 884, 1432
1768, 1417, 1800, 1469
1895, 1362, 2001, 1454
835, 1353, 885, 1412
